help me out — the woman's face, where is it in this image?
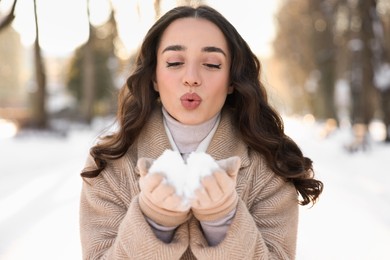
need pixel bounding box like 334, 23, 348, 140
155, 17, 232, 125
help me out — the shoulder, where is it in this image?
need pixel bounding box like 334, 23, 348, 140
238, 149, 296, 204
81, 147, 140, 204
239, 150, 275, 187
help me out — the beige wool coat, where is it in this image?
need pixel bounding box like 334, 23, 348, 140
79, 106, 299, 259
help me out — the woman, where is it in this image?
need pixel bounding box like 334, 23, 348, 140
80, 5, 323, 259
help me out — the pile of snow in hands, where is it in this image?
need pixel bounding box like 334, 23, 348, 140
148, 149, 219, 205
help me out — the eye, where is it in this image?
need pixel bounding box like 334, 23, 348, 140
166, 61, 183, 68
204, 63, 221, 69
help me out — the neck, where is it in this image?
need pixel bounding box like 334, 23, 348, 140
162, 107, 220, 154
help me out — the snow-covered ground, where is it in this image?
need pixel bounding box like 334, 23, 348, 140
0, 116, 389, 260
287, 117, 390, 260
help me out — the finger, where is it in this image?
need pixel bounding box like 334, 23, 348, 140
140, 173, 164, 193
192, 187, 212, 208
217, 156, 241, 177
213, 171, 235, 194
163, 194, 189, 212
189, 196, 199, 208
137, 157, 155, 176
201, 175, 224, 202
151, 182, 176, 203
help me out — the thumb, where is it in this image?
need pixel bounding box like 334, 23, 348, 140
137, 157, 155, 177
216, 156, 241, 178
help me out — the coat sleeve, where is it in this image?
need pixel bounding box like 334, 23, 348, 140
79, 162, 189, 260
189, 172, 299, 260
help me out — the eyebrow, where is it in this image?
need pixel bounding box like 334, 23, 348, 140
161, 45, 227, 57
202, 46, 227, 57
162, 45, 186, 53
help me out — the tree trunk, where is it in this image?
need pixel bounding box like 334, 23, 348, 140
310, 0, 337, 121
374, 2, 390, 141
81, 0, 95, 124
345, 0, 378, 151
348, 0, 377, 125
33, 0, 47, 128
154, 0, 161, 20
0, 0, 18, 31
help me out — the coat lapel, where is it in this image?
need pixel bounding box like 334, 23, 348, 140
136, 106, 250, 169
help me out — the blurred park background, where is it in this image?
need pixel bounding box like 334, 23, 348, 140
1, 0, 390, 145
1, 0, 390, 259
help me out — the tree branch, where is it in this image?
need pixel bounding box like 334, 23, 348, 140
0, 0, 18, 31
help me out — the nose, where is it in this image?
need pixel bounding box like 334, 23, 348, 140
183, 65, 201, 87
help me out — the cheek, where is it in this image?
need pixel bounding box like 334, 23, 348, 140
206, 85, 230, 106
155, 74, 178, 99
155, 68, 169, 92
210, 76, 230, 96
156, 68, 176, 87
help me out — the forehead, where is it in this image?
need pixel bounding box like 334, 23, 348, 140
158, 17, 229, 54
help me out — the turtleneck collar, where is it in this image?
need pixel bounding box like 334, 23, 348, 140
162, 107, 220, 154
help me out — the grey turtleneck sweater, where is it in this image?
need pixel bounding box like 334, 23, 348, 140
161, 107, 219, 160
145, 107, 235, 246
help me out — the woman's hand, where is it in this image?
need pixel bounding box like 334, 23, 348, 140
137, 157, 191, 227
191, 156, 241, 222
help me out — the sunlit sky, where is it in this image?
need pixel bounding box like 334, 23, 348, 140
0, 0, 281, 58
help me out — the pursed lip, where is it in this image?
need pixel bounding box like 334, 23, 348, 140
180, 93, 202, 110
180, 93, 202, 102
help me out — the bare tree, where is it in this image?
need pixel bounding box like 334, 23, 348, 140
176, 0, 204, 6
0, 0, 17, 31
81, 0, 96, 124
274, 0, 338, 119
308, 0, 338, 121
1, 0, 47, 128
32, 0, 47, 128
154, 0, 161, 20
348, 0, 377, 125
273, 0, 314, 114
70, 0, 120, 123
374, 1, 390, 142
337, 0, 390, 150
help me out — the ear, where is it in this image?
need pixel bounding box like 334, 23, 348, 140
227, 84, 234, 94
216, 156, 241, 177
153, 80, 159, 92
137, 157, 155, 177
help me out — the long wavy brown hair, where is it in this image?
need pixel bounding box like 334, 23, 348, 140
81, 5, 323, 205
